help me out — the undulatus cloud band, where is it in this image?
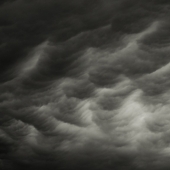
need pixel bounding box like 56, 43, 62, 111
0, 0, 170, 170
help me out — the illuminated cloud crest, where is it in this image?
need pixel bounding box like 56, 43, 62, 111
1, 0, 170, 170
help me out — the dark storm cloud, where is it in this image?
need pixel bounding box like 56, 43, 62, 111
1, 0, 170, 170
0, 0, 121, 82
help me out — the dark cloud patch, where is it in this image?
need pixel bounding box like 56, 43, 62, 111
139, 20, 170, 48
63, 79, 95, 99
16, 26, 121, 90
111, 0, 161, 34
0, 0, 122, 82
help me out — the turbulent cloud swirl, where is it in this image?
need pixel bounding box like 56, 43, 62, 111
1, 0, 170, 170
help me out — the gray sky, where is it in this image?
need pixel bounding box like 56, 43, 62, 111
0, 0, 170, 170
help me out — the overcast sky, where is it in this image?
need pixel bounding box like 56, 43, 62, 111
1, 0, 170, 170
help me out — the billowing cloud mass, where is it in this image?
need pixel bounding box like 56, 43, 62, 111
1, 0, 170, 170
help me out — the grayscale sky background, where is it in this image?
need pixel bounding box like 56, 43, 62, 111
0, 0, 170, 169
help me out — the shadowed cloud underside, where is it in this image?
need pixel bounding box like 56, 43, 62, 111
1, 0, 170, 170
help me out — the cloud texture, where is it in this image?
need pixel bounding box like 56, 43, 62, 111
1, 0, 170, 170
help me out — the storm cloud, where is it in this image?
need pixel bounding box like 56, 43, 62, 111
1, 0, 170, 170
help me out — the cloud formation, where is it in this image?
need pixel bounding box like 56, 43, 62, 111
1, 0, 170, 170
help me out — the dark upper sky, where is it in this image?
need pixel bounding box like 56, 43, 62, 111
1, 0, 170, 170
